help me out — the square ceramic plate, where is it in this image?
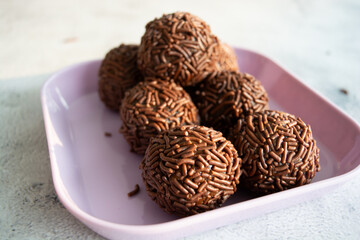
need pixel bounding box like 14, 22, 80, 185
41, 47, 360, 240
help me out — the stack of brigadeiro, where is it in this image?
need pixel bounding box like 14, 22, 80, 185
98, 12, 320, 217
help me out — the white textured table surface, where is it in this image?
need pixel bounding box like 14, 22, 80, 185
1, 0, 360, 239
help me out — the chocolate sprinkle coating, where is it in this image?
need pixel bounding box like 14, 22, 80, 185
98, 44, 143, 111
229, 110, 320, 194
194, 71, 269, 134
140, 125, 241, 216
120, 79, 200, 154
137, 12, 221, 87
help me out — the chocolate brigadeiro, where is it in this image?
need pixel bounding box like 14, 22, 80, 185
137, 12, 221, 87
215, 43, 239, 72
140, 125, 241, 216
119, 79, 199, 154
229, 110, 320, 194
194, 71, 268, 135
98, 44, 143, 111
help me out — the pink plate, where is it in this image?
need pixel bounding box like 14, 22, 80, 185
41, 47, 360, 240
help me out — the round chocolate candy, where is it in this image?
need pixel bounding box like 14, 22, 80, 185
98, 44, 143, 111
229, 110, 321, 194
214, 43, 239, 72
140, 125, 242, 216
194, 71, 269, 135
137, 12, 221, 87
119, 79, 199, 154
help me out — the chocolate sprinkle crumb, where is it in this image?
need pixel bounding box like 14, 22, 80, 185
104, 132, 112, 137
128, 184, 140, 197
63, 37, 77, 43
339, 88, 348, 95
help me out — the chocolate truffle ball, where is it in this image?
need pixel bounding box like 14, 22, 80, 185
137, 12, 221, 87
230, 110, 321, 194
214, 43, 239, 72
119, 79, 199, 154
140, 125, 241, 216
98, 44, 143, 111
194, 71, 269, 134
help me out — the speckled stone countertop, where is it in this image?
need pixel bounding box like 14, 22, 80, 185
1, 0, 359, 239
